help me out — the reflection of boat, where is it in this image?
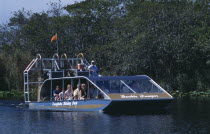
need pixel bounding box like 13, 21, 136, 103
24, 54, 173, 112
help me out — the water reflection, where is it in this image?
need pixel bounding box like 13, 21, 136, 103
0, 107, 173, 134
0, 99, 210, 134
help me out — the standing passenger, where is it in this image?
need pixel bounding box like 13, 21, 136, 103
88, 60, 98, 76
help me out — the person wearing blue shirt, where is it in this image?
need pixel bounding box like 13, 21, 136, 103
53, 85, 60, 101
88, 60, 98, 76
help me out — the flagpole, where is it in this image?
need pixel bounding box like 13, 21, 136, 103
56, 33, 58, 54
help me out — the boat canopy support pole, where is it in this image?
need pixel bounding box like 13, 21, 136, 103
120, 80, 136, 93
50, 79, 53, 101
62, 79, 64, 100
150, 79, 173, 98
85, 78, 111, 100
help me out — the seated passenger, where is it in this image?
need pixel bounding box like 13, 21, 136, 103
98, 85, 109, 99
89, 85, 97, 99
122, 86, 132, 93
73, 84, 81, 100
59, 91, 64, 100
100, 85, 109, 93
64, 84, 73, 100
53, 85, 60, 101
110, 82, 120, 93
88, 60, 98, 76
80, 83, 88, 100
130, 83, 139, 93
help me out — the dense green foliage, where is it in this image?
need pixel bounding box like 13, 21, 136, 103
1, 0, 210, 92
0, 90, 23, 100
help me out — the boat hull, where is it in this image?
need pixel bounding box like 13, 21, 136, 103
29, 98, 173, 112
103, 98, 173, 113
29, 100, 111, 111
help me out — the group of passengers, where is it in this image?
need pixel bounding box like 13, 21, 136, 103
53, 83, 109, 101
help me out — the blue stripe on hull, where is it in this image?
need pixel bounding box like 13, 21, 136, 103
29, 99, 111, 112
29, 98, 173, 112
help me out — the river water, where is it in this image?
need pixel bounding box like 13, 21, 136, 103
0, 99, 209, 134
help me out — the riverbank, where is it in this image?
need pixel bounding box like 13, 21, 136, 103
0, 90, 210, 102
0, 100, 24, 107
0, 90, 23, 101
0, 90, 25, 107
168, 90, 210, 98
0, 89, 37, 101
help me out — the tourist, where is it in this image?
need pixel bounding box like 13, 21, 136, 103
73, 84, 81, 100
98, 85, 109, 99
100, 85, 109, 93
80, 83, 88, 100
88, 60, 98, 76
64, 84, 73, 100
53, 85, 60, 101
89, 85, 97, 99
59, 91, 64, 100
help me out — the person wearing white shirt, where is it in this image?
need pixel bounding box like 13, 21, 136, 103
73, 84, 81, 100
64, 84, 73, 100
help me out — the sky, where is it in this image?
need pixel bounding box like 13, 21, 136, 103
0, 0, 83, 24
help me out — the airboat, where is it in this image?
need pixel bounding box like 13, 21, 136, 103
24, 53, 173, 112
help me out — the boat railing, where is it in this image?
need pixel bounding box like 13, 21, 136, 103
52, 53, 60, 71
60, 53, 68, 69
23, 53, 91, 102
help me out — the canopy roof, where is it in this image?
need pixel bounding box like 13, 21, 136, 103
87, 75, 151, 81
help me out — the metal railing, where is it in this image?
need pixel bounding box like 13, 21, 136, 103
23, 53, 91, 102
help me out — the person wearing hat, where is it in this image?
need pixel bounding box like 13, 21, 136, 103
88, 60, 98, 76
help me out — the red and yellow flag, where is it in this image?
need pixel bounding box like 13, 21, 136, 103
51, 34, 57, 42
